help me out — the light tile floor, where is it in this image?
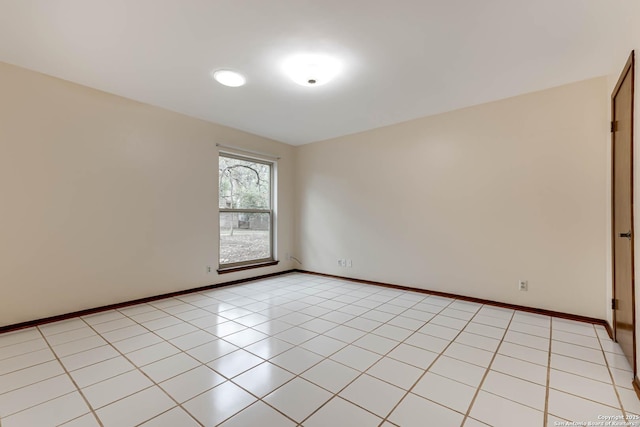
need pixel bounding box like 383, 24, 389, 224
0, 272, 638, 427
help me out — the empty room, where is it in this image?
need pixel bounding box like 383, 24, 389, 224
2, 1, 640, 426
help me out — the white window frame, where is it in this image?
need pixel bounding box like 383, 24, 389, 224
218, 152, 275, 270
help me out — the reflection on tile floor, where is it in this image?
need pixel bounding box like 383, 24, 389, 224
0, 273, 637, 426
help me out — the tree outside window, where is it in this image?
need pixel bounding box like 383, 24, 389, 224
219, 154, 274, 268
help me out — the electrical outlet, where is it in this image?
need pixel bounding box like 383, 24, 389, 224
337, 259, 343, 267
346, 259, 352, 268
207, 266, 212, 273
518, 280, 528, 291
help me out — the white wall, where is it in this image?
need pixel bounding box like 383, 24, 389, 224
295, 77, 609, 319
0, 62, 295, 327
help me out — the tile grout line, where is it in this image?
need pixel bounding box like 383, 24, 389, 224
77, 316, 207, 427
543, 315, 553, 426
22, 281, 357, 349
0, 273, 627, 426
35, 326, 104, 427
110, 276, 359, 426
296, 306, 527, 425
0, 348, 67, 378
480, 322, 584, 415
459, 308, 516, 426
541, 321, 633, 422
208, 278, 424, 426
0, 294, 584, 357
595, 323, 628, 418
378, 300, 489, 426
266, 289, 447, 425
293, 294, 453, 426
113, 305, 302, 427
0, 292, 596, 422
543, 329, 635, 410
0, 272, 613, 344
80, 282, 640, 420
7, 291, 530, 425
102, 310, 251, 426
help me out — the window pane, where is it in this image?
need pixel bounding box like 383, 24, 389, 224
219, 212, 271, 265
219, 156, 271, 209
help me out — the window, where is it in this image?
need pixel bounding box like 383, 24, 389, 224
218, 153, 274, 270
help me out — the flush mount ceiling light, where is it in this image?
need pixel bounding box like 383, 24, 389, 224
212, 69, 246, 87
283, 54, 341, 87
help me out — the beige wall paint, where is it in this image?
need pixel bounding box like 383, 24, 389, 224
295, 77, 609, 319
0, 59, 615, 327
0, 62, 295, 327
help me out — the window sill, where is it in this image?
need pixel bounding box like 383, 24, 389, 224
217, 260, 280, 275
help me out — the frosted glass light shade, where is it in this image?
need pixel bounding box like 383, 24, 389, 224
212, 70, 246, 87
283, 54, 341, 87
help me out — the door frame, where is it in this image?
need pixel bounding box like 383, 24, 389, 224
611, 50, 636, 375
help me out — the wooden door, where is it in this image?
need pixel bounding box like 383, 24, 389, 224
612, 51, 635, 372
